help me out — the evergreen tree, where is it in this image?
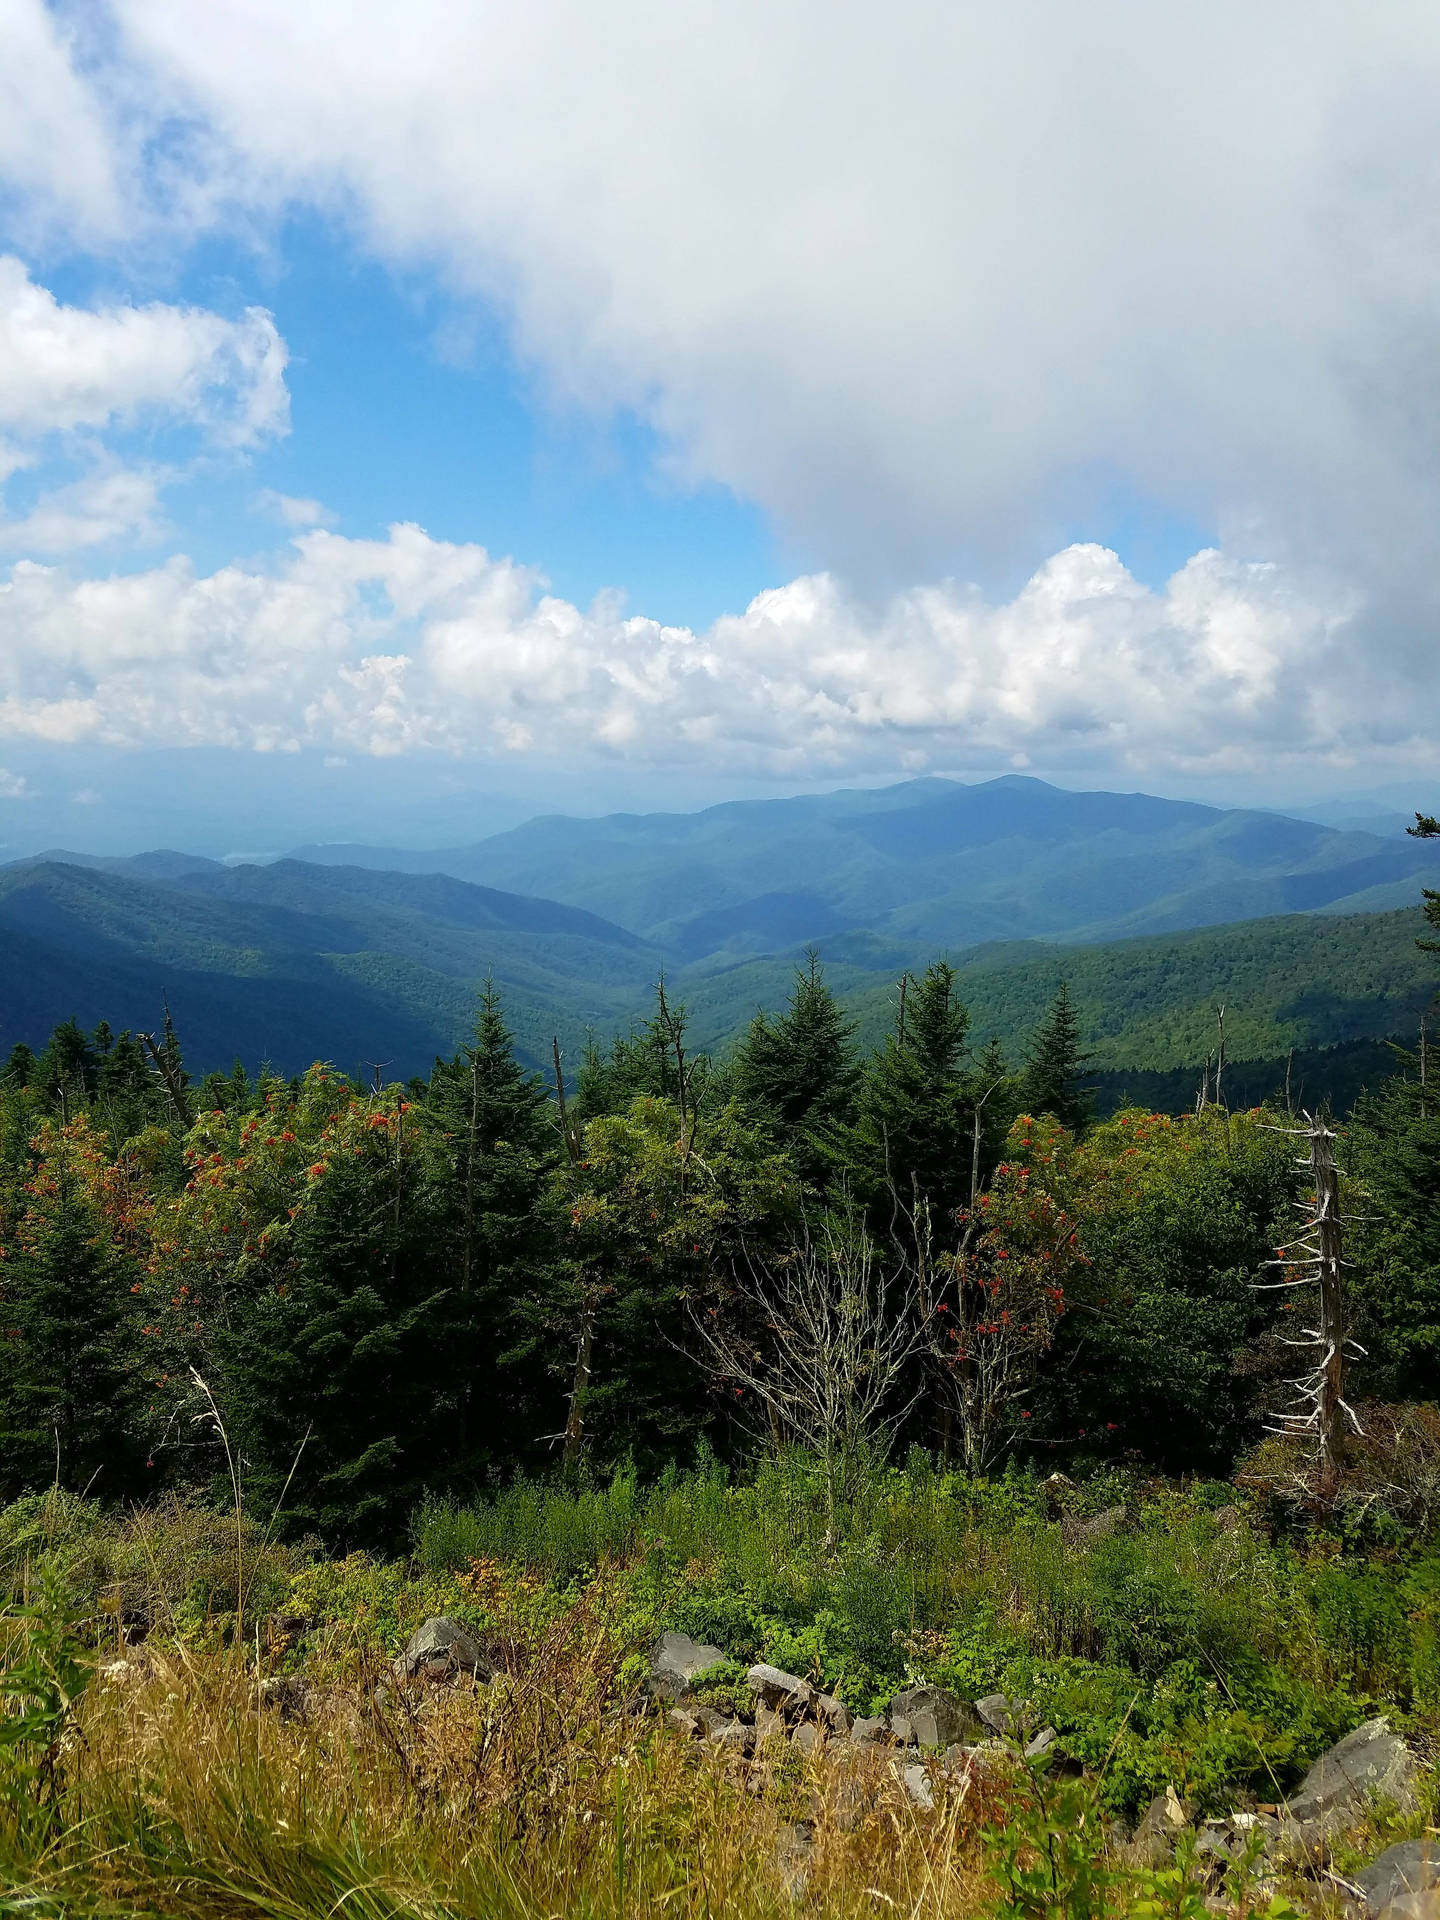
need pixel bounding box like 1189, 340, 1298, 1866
429, 987, 563, 1471
220, 1095, 455, 1547
37, 1019, 98, 1120
1, 1043, 34, 1091
1020, 982, 1092, 1132
734, 951, 857, 1183
840, 960, 972, 1217
0, 1135, 146, 1499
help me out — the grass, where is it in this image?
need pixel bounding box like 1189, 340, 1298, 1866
1, 1458, 1437, 1917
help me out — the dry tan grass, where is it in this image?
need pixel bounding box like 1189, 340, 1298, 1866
2, 1613, 1003, 1920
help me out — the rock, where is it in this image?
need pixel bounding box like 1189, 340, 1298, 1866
748, 1663, 813, 1716
709, 1717, 753, 1755
754, 1702, 786, 1742
1378, 1895, 1440, 1920
1040, 1472, 1075, 1515
1285, 1720, 1417, 1836
793, 1721, 822, 1756
1024, 1726, 1058, 1759
1125, 1788, 1191, 1868
666, 1706, 701, 1738
897, 1760, 936, 1810
974, 1692, 1015, 1736
649, 1631, 726, 1703
1068, 1505, 1126, 1544
693, 1705, 734, 1737
814, 1691, 852, 1734
253, 1674, 309, 1720
851, 1715, 891, 1745
887, 1685, 981, 1749
1357, 1838, 1440, 1916
393, 1617, 492, 1685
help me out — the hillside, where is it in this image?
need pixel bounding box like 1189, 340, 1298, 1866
286, 774, 1440, 956
0, 859, 660, 1078
0, 841, 1433, 1102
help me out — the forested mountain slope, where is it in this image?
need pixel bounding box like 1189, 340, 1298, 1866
287, 774, 1440, 956
0, 859, 659, 1076
0, 843, 1433, 1098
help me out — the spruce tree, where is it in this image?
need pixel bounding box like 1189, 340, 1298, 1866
841, 960, 971, 1217
220, 1098, 454, 1547
1020, 982, 1092, 1132
0, 1143, 145, 1499
429, 986, 563, 1471
734, 951, 857, 1183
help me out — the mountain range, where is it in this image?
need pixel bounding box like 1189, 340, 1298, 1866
1, 775, 1435, 1097
289, 774, 1440, 956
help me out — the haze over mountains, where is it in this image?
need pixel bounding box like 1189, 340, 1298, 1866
290, 776, 1440, 956
3, 776, 1436, 1093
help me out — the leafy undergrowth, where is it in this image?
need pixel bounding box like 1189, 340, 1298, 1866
1, 1460, 1438, 1917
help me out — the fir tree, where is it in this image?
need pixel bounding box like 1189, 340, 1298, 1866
1020, 982, 1092, 1132
429, 986, 563, 1470
0, 1140, 145, 1499
734, 951, 857, 1183
840, 960, 971, 1217
220, 1097, 455, 1547
1, 1043, 34, 1091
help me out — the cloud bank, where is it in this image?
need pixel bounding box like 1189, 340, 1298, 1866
0, 524, 1394, 781
12, 0, 1440, 590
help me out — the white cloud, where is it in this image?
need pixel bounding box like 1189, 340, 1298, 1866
0, 767, 34, 799
254, 489, 337, 529
0, 525, 1421, 783
20, 0, 1437, 601
0, 464, 168, 554
0, 257, 288, 448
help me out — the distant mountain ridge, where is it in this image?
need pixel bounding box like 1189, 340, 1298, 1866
2, 774, 1436, 1096
285, 774, 1440, 955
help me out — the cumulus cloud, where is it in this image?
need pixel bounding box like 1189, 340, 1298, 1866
0, 257, 288, 448
0, 525, 1412, 781
0, 767, 34, 799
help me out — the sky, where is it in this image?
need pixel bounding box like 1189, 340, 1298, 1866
2, 0, 1440, 856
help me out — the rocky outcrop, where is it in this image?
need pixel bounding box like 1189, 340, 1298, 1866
649, 1631, 726, 1703
1283, 1718, 1416, 1839
393, 1616, 493, 1687
1355, 1837, 1440, 1917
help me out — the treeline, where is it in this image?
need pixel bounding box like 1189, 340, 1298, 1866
0, 943, 1436, 1549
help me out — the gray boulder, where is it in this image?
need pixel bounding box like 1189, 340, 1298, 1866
1024, 1726, 1059, 1759
896, 1760, 936, 1810
1285, 1719, 1417, 1836
887, 1685, 981, 1749
748, 1663, 813, 1715
974, 1692, 1015, 1736
1065, 1505, 1127, 1545
814, 1691, 852, 1734
1124, 1788, 1190, 1868
1357, 1838, 1440, 1916
1377, 1896, 1440, 1920
649, 1630, 726, 1702
393, 1616, 492, 1684
850, 1715, 891, 1745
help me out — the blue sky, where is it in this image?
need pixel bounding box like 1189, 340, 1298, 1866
1, 0, 1438, 856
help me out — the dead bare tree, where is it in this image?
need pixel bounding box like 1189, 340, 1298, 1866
1257, 1111, 1362, 1503
690, 1207, 925, 1524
